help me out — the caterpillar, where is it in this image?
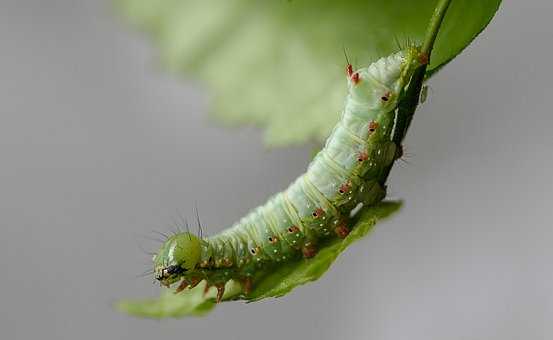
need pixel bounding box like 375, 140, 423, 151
153, 46, 427, 302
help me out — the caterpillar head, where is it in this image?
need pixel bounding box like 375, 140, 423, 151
153, 232, 201, 285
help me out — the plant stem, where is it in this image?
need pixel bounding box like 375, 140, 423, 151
392, 0, 452, 146
422, 0, 453, 55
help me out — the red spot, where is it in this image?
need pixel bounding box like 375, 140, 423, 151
381, 92, 391, 101
357, 151, 369, 162
346, 64, 353, 77
419, 53, 429, 65
339, 181, 351, 194
368, 121, 379, 134
351, 72, 360, 84
312, 208, 325, 218
288, 225, 300, 233
335, 224, 350, 239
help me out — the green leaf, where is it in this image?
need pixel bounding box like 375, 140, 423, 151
115, 0, 501, 146
117, 201, 401, 319
116, 280, 241, 319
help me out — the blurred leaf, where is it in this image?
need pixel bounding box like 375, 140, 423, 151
115, 0, 501, 146
117, 201, 401, 318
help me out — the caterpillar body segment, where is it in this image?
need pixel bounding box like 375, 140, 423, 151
153, 47, 425, 301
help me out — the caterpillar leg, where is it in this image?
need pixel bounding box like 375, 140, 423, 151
334, 220, 350, 239
215, 284, 225, 303
302, 241, 318, 258
202, 283, 225, 303
241, 277, 253, 295
175, 277, 201, 293
203, 282, 211, 296
175, 280, 188, 293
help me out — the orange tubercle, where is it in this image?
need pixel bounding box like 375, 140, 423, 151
351, 72, 360, 84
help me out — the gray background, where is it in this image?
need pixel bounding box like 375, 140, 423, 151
1, 1, 552, 339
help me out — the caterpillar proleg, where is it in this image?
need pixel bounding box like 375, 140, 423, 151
153, 47, 427, 302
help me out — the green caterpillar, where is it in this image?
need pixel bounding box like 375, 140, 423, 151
153, 46, 427, 302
